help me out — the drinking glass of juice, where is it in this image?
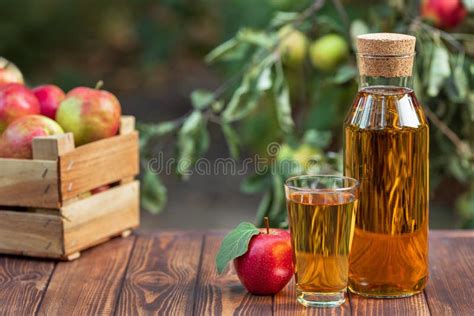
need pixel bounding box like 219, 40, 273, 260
284, 175, 359, 307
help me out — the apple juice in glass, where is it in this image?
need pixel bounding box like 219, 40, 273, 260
343, 33, 429, 298
285, 175, 359, 307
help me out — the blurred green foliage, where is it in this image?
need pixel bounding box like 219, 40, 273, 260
1, 0, 471, 227
139, 0, 474, 228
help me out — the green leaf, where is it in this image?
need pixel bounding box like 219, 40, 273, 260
176, 111, 209, 178
141, 169, 167, 214
205, 38, 249, 64
274, 62, 294, 133
269, 12, 299, 28
428, 45, 451, 97
138, 121, 179, 138
222, 58, 274, 122
150, 121, 179, 136
138, 121, 179, 151
237, 28, 275, 48
350, 20, 369, 44
453, 55, 468, 100
222, 80, 253, 122
191, 90, 214, 110
257, 67, 272, 91
215, 222, 260, 274
222, 123, 240, 159
332, 65, 357, 84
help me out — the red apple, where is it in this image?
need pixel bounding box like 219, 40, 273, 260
0, 83, 41, 133
91, 185, 110, 194
0, 57, 24, 85
421, 0, 467, 29
56, 86, 121, 146
32, 85, 66, 119
233, 228, 294, 295
0, 115, 64, 159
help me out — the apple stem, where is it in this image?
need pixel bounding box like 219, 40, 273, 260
95, 80, 104, 90
264, 217, 270, 234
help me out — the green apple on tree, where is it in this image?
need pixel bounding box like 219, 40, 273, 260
309, 34, 349, 71
278, 26, 308, 68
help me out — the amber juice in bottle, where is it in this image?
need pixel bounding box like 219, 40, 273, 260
343, 33, 429, 297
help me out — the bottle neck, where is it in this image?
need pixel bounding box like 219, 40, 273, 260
357, 53, 415, 90
359, 75, 413, 90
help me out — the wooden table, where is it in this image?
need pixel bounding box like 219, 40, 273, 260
0, 230, 472, 315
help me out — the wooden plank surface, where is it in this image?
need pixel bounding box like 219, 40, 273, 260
37, 236, 135, 316
0, 257, 55, 315
62, 181, 140, 255
59, 132, 139, 201
0, 159, 59, 208
193, 232, 273, 315
349, 292, 429, 316
0, 230, 472, 315
116, 232, 204, 315
424, 230, 474, 315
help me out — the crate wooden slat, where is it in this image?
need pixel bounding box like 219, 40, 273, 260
62, 180, 140, 255
0, 211, 63, 258
0, 116, 140, 260
0, 159, 59, 208
59, 132, 139, 202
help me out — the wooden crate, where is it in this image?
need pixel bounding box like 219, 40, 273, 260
0, 116, 140, 260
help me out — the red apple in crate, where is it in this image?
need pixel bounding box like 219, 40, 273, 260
0, 115, 64, 159
234, 227, 294, 295
0, 83, 41, 133
421, 0, 467, 29
0, 57, 24, 85
91, 185, 110, 194
56, 85, 121, 146
32, 85, 66, 119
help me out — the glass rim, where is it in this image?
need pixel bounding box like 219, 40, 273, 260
284, 174, 359, 193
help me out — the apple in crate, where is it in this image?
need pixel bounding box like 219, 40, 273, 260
56, 85, 121, 146
32, 84, 65, 119
0, 83, 40, 133
0, 57, 24, 85
0, 115, 64, 159
91, 185, 110, 194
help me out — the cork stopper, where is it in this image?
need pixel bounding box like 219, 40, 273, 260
356, 33, 416, 78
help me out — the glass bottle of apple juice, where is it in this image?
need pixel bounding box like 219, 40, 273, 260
343, 33, 429, 298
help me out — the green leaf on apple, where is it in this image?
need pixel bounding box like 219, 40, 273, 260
216, 222, 260, 274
